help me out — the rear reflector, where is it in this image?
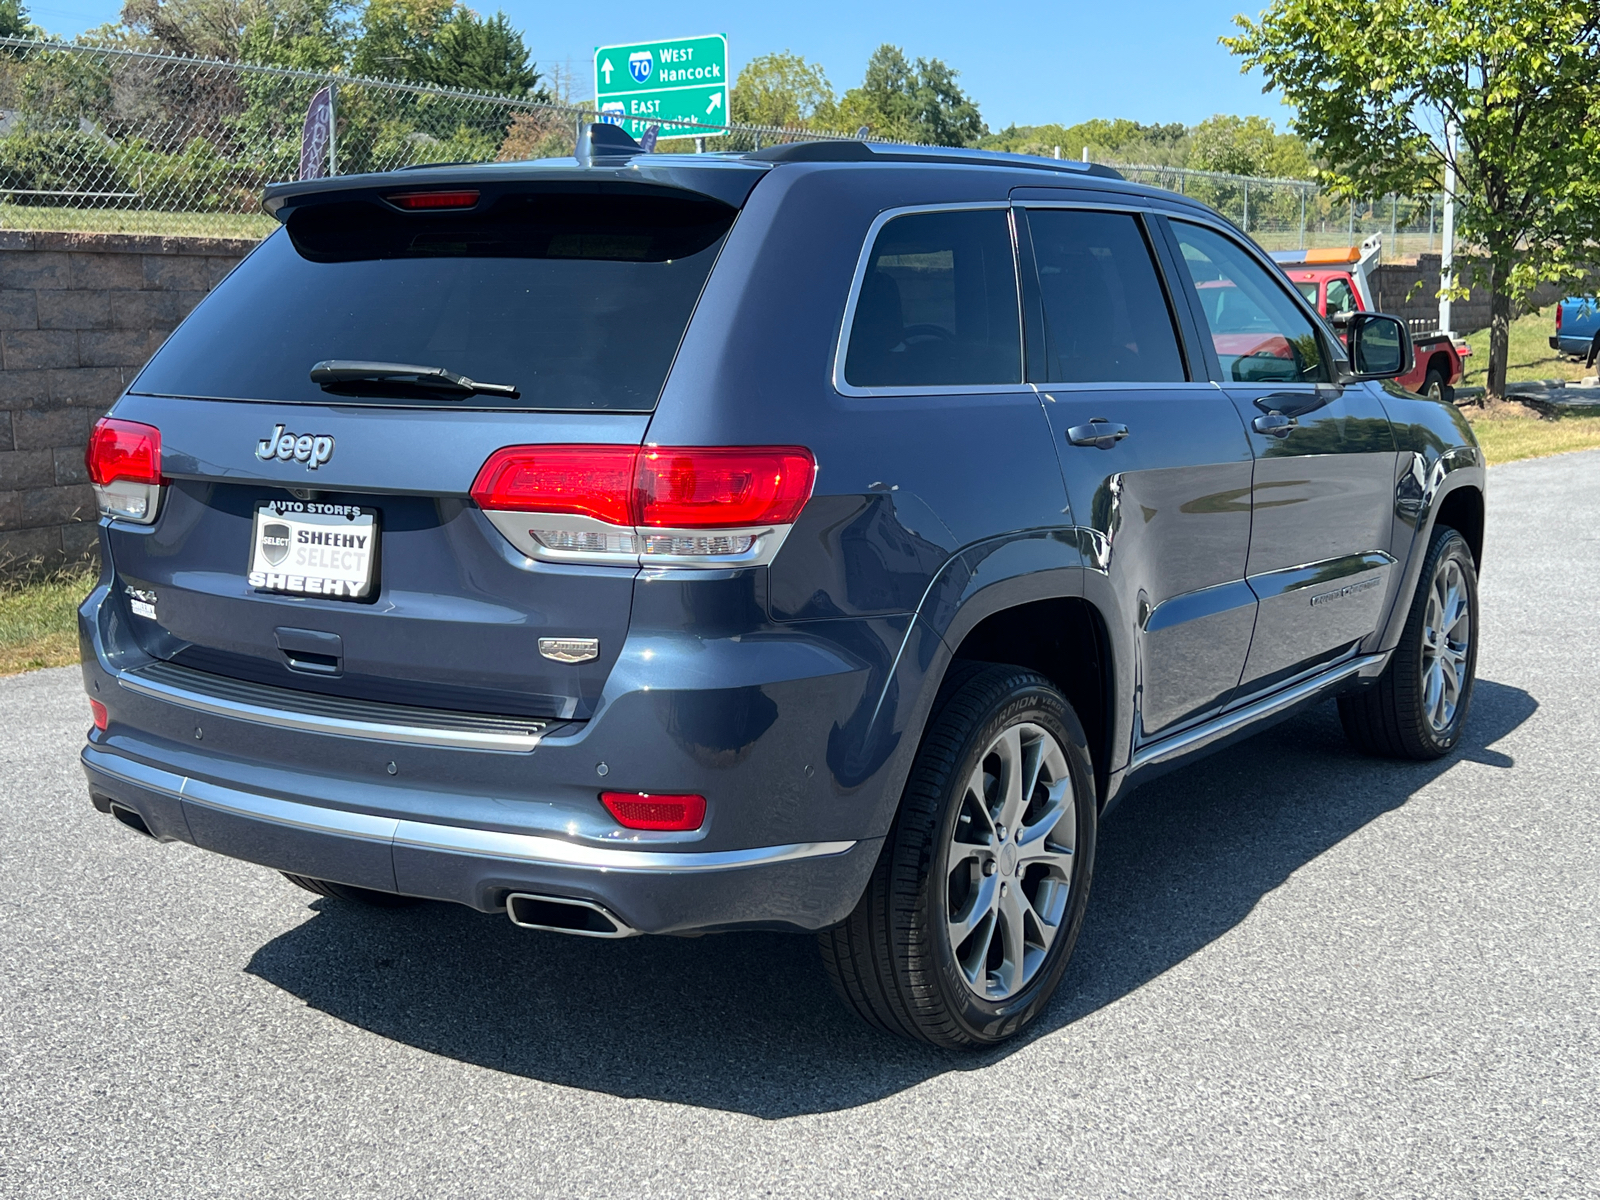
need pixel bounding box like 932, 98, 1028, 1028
86, 417, 162, 486
600, 791, 707, 831
388, 189, 480, 210
89, 699, 107, 731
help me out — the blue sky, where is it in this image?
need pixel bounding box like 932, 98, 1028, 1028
25, 0, 1287, 132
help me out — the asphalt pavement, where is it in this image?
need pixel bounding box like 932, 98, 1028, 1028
2, 450, 1597, 1199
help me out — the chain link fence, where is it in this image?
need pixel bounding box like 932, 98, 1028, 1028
0, 37, 869, 238
1112, 163, 1449, 257
0, 38, 1451, 257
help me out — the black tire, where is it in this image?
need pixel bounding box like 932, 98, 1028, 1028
1339, 525, 1479, 759
819, 664, 1097, 1048
1422, 368, 1448, 403
281, 873, 421, 907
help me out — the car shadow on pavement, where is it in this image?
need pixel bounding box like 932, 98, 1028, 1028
245, 679, 1534, 1119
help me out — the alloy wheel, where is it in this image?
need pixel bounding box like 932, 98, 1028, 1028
944, 722, 1076, 1001
1421, 556, 1472, 732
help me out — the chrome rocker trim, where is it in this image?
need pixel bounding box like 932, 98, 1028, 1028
1130, 651, 1386, 774
117, 665, 544, 753
83, 749, 857, 873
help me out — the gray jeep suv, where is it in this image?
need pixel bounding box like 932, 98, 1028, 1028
79, 128, 1485, 1047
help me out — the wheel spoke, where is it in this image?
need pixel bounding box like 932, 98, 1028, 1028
995, 725, 1028, 830
995, 886, 1028, 996
947, 872, 999, 946
960, 764, 997, 844
1016, 780, 1074, 869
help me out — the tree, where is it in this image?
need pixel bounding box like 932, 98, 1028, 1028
836, 44, 986, 147
236, 0, 352, 70
1188, 114, 1306, 177
120, 0, 275, 60
424, 9, 539, 96
352, 0, 536, 95
730, 50, 834, 129
1225, 0, 1600, 405
0, 0, 30, 38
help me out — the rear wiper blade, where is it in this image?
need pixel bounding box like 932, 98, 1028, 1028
310, 360, 519, 399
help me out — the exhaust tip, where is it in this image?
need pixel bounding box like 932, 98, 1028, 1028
107, 801, 155, 839
506, 892, 636, 939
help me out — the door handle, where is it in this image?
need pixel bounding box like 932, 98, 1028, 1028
1252, 412, 1298, 438
1066, 418, 1130, 450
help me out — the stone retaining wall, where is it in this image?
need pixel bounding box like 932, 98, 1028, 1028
0, 230, 256, 574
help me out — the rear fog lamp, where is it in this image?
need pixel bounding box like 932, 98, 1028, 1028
89, 699, 107, 731
600, 792, 707, 832
85, 417, 165, 525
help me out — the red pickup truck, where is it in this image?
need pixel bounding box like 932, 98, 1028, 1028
1272, 236, 1468, 401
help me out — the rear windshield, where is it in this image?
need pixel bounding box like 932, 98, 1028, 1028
131, 187, 737, 411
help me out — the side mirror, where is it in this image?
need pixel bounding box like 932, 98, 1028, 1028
1341, 312, 1412, 381
1328, 310, 1355, 329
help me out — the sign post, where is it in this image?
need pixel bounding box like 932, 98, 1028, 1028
593, 34, 728, 144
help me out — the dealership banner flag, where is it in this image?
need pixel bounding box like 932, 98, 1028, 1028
300, 86, 333, 180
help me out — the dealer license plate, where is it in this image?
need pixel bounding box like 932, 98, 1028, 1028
248, 501, 378, 601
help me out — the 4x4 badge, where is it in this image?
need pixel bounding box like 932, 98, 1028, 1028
256, 423, 335, 470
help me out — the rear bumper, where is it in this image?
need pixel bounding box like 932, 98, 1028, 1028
83, 746, 878, 933
1553, 334, 1594, 355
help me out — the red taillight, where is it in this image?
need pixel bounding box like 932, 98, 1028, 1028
636, 446, 816, 529
89, 699, 107, 730
469, 445, 817, 530
600, 791, 706, 831
85, 418, 162, 486
470, 445, 636, 525
1556, 304, 1562, 331
388, 190, 480, 210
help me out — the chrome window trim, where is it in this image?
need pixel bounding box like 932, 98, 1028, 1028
83, 749, 857, 873
118, 667, 545, 752
832, 201, 1030, 399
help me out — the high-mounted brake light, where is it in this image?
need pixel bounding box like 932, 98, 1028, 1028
387, 190, 480, 210
470, 444, 817, 567
600, 792, 707, 832
86, 417, 165, 524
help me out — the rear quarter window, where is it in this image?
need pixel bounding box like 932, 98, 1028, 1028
131, 187, 737, 411
843, 208, 1022, 390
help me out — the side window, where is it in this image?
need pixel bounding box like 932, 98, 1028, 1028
1025, 209, 1186, 383
1172, 222, 1330, 385
1326, 277, 1358, 316
1294, 279, 1321, 308
843, 209, 1021, 389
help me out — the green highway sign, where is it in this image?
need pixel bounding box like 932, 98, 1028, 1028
593, 33, 729, 141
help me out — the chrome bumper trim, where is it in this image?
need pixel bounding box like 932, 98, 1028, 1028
1130, 652, 1386, 773
83, 748, 856, 874
117, 668, 543, 753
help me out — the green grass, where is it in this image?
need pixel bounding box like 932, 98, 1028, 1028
0, 566, 95, 676
1461, 304, 1591, 385
0, 204, 275, 239
1466, 410, 1600, 465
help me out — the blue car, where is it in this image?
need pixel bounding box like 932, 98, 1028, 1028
79, 126, 1485, 1046
1551, 296, 1600, 357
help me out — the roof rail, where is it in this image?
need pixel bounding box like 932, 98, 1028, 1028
745, 140, 1125, 180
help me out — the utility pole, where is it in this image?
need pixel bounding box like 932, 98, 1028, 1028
1440, 120, 1457, 337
